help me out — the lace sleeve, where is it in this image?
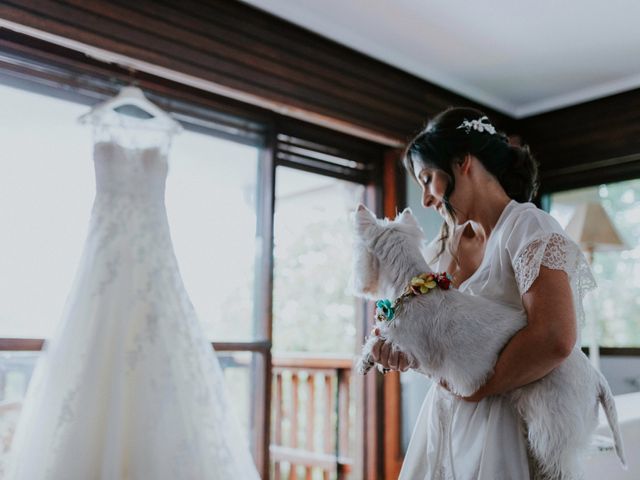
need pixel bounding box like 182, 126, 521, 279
512, 233, 596, 327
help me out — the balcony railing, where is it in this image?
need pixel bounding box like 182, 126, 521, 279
0, 344, 358, 479
271, 353, 354, 480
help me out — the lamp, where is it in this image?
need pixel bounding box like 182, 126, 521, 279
564, 202, 626, 370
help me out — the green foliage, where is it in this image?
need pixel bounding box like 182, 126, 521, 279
272, 215, 358, 354
589, 179, 640, 346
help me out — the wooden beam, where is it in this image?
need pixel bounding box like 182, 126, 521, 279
0, 0, 512, 145
520, 88, 640, 192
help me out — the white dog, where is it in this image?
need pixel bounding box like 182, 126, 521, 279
352, 204, 626, 479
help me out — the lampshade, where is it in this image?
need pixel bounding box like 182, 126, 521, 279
564, 202, 626, 252
564, 201, 626, 372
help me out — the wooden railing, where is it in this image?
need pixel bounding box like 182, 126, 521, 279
271, 353, 354, 480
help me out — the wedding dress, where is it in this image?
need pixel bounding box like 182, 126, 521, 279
6, 141, 260, 479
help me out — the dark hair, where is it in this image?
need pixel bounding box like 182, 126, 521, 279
403, 107, 539, 262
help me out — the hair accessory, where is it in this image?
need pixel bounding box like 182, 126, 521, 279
456, 116, 496, 135
375, 272, 452, 322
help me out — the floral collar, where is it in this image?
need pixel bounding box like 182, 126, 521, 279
375, 272, 452, 322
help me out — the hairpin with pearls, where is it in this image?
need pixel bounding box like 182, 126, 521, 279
456, 116, 497, 135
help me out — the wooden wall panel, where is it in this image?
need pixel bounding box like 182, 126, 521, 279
0, 0, 514, 146
4, 1, 640, 189
520, 89, 640, 191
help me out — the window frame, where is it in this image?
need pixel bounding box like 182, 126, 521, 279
0, 32, 388, 479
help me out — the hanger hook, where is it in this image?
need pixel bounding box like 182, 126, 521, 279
127, 65, 139, 88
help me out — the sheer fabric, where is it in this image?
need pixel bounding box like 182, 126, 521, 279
512, 233, 596, 331
6, 142, 259, 480
401, 200, 595, 480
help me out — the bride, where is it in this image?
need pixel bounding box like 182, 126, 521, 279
371, 107, 595, 479
6, 87, 260, 479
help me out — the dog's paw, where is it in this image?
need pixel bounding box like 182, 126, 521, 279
356, 355, 375, 375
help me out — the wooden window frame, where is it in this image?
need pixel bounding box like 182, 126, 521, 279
0, 31, 389, 480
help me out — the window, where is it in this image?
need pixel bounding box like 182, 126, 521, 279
549, 179, 640, 347
0, 45, 385, 478
167, 131, 260, 341
0, 87, 95, 470
0, 83, 94, 339
0, 80, 264, 464
271, 166, 365, 479
273, 167, 364, 353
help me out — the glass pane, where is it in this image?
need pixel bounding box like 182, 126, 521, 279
273, 167, 365, 354
0, 83, 94, 338
216, 350, 262, 453
272, 167, 364, 480
550, 180, 640, 347
0, 351, 39, 403
0, 351, 39, 473
0, 81, 262, 341
167, 131, 260, 341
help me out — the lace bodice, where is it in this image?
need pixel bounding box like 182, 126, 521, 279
94, 142, 168, 202
88, 142, 175, 297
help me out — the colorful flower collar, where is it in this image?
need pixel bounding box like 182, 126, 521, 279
375, 272, 452, 322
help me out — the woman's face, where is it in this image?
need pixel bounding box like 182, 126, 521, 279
413, 163, 450, 218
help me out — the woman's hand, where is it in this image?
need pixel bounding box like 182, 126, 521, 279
370, 338, 411, 372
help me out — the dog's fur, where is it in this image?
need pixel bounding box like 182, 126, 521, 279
352, 204, 626, 480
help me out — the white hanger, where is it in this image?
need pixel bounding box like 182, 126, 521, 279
79, 86, 183, 135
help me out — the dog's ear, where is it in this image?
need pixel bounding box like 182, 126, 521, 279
356, 203, 374, 216
397, 207, 419, 227
354, 203, 377, 236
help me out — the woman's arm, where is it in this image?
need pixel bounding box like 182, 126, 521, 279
462, 265, 577, 402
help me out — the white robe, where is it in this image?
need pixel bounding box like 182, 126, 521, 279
400, 200, 594, 480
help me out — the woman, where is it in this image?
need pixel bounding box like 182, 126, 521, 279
371, 107, 595, 479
